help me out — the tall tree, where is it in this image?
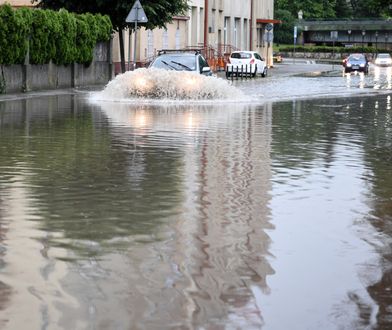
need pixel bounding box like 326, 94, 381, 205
334, 0, 352, 18
273, 9, 296, 44
35, 0, 189, 73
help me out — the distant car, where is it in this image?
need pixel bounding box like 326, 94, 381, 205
226, 51, 267, 78
149, 51, 212, 75
343, 53, 369, 74
374, 53, 392, 67
273, 52, 283, 63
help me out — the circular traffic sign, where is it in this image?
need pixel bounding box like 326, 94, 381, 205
265, 23, 273, 31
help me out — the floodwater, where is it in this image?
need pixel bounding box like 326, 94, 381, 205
0, 65, 392, 329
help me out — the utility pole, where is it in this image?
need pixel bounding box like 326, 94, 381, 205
204, 0, 208, 48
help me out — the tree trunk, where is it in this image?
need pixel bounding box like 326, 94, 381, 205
119, 28, 126, 73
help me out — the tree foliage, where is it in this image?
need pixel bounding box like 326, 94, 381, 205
34, 0, 189, 73
273, 9, 296, 45
0, 4, 30, 64
34, 0, 189, 31
274, 0, 391, 44
275, 0, 391, 20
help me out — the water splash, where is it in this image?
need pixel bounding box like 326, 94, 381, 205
92, 68, 245, 102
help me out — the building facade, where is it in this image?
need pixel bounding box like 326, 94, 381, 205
1, 0, 277, 72
115, 0, 277, 72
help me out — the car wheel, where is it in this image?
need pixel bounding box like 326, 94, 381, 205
226, 71, 230, 78
261, 67, 267, 77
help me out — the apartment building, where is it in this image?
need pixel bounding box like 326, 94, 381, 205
115, 0, 277, 72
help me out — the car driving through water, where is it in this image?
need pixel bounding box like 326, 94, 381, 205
374, 53, 392, 67
149, 50, 212, 76
343, 53, 369, 74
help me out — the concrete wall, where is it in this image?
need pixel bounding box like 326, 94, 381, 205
1, 41, 113, 94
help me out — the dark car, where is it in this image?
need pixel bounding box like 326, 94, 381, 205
149, 50, 212, 76
343, 53, 369, 74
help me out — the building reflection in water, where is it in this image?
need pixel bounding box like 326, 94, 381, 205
99, 102, 275, 327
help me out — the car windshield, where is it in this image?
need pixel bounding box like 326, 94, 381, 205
231, 52, 252, 59
378, 54, 391, 59
348, 54, 365, 61
151, 54, 196, 71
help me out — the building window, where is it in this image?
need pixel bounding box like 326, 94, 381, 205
162, 29, 169, 49
224, 17, 229, 45
147, 30, 154, 57
175, 28, 181, 49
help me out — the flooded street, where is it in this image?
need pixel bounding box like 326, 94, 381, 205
1, 64, 392, 329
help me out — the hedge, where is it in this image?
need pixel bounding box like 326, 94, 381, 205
0, 4, 112, 65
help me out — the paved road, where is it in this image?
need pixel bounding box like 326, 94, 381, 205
216, 59, 338, 79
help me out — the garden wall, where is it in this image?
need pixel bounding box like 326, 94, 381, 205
2, 41, 113, 94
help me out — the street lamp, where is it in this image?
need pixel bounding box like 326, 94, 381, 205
362, 30, 366, 52
375, 31, 378, 52
347, 29, 351, 43
385, 32, 389, 50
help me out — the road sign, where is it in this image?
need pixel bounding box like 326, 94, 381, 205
264, 31, 273, 43
330, 30, 338, 40
126, 0, 148, 71
126, 0, 148, 23
294, 26, 297, 39
265, 23, 273, 32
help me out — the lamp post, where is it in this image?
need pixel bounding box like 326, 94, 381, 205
386, 33, 389, 50
375, 31, 378, 53
347, 29, 351, 44
362, 30, 366, 52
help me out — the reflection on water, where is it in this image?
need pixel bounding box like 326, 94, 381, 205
373, 66, 392, 90
344, 66, 392, 91
0, 94, 392, 329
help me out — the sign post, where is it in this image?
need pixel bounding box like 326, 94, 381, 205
265, 24, 273, 68
293, 26, 297, 64
330, 31, 338, 70
126, 0, 148, 70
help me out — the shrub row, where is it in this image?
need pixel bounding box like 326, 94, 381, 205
0, 4, 112, 65
278, 45, 389, 55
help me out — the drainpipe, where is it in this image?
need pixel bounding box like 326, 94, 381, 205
204, 0, 208, 48
250, 0, 253, 50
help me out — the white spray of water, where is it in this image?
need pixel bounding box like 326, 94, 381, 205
92, 68, 246, 102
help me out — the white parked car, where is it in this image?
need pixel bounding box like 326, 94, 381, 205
374, 53, 392, 67
226, 51, 268, 78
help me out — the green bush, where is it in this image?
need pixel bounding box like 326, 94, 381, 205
0, 5, 112, 65
0, 4, 30, 64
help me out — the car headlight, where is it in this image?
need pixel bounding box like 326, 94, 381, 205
347, 63, 352, 67
375, 59, 381, 64
360, 63, 365, 67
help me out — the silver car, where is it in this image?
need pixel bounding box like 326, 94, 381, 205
149, 51, 212, 76
374, 53, 392, 67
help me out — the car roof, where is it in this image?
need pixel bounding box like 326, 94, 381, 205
231, 51, 254, 54
158, 52, 197, 57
